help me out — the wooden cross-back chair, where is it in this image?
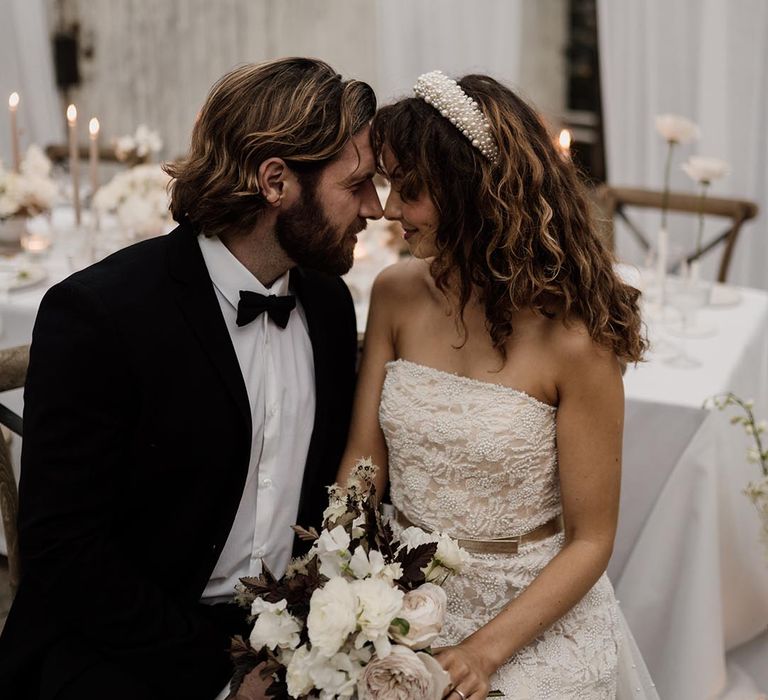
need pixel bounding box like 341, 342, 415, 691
0, 345, 30, 596
594, 185, 758, 283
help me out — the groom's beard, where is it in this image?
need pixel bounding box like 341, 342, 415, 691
275, 184, 366, 276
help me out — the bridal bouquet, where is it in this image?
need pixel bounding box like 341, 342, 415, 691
229, 458, 469, 699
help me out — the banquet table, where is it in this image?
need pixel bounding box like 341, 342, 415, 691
0, 217, 767, 698
613, 280, 768, 700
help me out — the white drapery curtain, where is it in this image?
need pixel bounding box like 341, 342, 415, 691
0, 0, 64, 166
374, 0, 524, 104
598, 0, 768, 290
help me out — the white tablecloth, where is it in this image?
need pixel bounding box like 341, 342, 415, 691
615, 285, 768, 700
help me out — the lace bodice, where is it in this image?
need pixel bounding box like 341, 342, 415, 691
380, 359, 561, 538
378, 359, 651, 699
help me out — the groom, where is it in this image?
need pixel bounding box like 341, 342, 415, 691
0, 58, 382, 699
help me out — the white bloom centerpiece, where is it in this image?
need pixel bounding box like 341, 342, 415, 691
229, 458, 495, 699
93, 164, 173, 239
0, 146, 59, 241
113, 124, 163, 165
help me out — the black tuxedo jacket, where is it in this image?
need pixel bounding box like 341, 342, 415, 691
0, 223, 357, 699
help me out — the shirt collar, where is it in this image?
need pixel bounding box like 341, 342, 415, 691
197, 234, 291, 311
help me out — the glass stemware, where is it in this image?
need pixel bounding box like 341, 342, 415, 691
664, 278, 711, 368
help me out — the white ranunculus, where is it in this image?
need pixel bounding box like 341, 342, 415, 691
390, 583, 447, 650
286, 644, 316, 697
681, 156, 730, 184
357, 645, 451, 700
307, 577, 358, 658
351, 577, 404, 658
312, 525, 352, 578
248, 598, 302, 652
655, 114, 701, 144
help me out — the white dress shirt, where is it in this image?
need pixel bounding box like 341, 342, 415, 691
198, 234, 316, 603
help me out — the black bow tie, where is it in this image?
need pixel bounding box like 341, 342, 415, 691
236, 290, 296, 329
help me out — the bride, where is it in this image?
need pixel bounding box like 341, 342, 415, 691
337, 71, 658, 699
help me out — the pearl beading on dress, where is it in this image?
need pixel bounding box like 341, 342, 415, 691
413, 70, 500, 163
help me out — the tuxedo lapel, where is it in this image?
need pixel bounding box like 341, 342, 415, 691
166, 224, 252, 435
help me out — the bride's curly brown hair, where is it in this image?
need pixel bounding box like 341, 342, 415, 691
372, 74, 647, 364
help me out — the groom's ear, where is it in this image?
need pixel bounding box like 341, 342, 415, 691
258, 157, 297, 207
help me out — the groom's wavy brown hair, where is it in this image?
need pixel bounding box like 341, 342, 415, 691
165, 58, 376, 236
372, 74, 647, 364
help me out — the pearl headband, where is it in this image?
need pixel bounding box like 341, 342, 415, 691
413, 70, 499, 163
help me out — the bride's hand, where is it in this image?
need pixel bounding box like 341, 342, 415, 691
434, 642, 496, 700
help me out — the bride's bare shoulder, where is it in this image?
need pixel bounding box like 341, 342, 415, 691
544, 316, 622, 378
371, 257, 433, 303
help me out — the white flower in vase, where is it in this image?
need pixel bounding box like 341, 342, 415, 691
682, 156, 731, 270
655, 114, 701, 144
651, 114, 700, 300
682, 156, 730, 185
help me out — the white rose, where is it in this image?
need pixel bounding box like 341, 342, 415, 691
357, 646, 451, 700
312, 525, 352, 578
307, 577, 358, 657
248, 598, 302, 652
350, 577, 404, 658
681, 156, 730, 184
655, 114, 700, 144
434, 534, 470, 574
390, 583, 447, 650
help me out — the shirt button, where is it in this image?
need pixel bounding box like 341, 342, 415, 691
267, 405, 278, 418
260, 477, 273, 489
255, 548, 265, 558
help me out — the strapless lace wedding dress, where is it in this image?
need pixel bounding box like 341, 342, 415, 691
380, 359, 658, 699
